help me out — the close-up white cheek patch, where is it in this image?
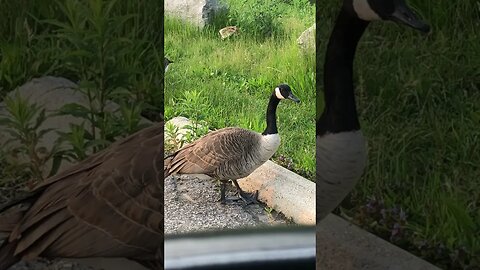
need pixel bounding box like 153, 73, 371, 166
275, 87, 284, 99
352, 0, 381, 21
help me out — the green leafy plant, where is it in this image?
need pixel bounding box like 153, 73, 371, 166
164, 120, 209, 154
176, 89, 209, 121
264, 206, 274, 215
164, 122, 181, 154
183, 121, 210, 144
34, 0, 158, 155
56, 122, 107, 162
227, 0, 283, 39
0, 92, 61, 183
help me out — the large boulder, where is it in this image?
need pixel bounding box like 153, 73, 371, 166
297, 23, 315, 53
165, 0, 228, 27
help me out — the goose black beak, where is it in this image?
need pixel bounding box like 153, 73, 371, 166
288, 93, 301, 103
389, 2, 430, 33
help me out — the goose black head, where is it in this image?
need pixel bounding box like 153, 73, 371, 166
345, 0, 430, 32
274, 84, 301, 103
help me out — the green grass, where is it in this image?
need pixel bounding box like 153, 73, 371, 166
164, 0, 315, 179
318, 0, 480, 268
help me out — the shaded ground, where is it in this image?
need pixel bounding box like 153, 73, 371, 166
165, 174, 290, 235
9, 259, 94, 270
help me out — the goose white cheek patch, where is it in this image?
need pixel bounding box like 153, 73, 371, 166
353, 0, 381, 21
275, 87, 284, 99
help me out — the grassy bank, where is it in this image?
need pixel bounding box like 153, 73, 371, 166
317, 0, 480, 268
164, 0, 316, 179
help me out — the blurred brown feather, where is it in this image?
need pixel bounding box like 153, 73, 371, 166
0, 122, 164, 270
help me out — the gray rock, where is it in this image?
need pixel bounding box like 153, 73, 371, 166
0, 76, 148, 178
165, 116, 208, 148
165, 0, 228, 27
297, 23, 315, 52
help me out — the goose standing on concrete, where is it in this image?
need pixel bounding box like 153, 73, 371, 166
316, 0, 429, 221
0, 123, 164, 270
165, 84, 300, 204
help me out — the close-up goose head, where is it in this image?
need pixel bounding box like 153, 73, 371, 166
274, 83, 301, 103
345, 0, 430, 32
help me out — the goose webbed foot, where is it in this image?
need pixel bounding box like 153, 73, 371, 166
238, 190, 259, 205
218, 180, 241, 204
218, 180, 259, 205
232, 179, 259, 205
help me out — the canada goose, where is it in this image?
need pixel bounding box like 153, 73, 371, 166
0, 123, 164, 270
164, 84, 300, 204
316, 0, 429, 221
164, 57, 173, 72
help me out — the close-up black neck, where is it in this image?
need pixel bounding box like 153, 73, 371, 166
262, 94, 280, 135
317, 8, 369, 136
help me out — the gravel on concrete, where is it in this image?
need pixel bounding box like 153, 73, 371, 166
165, 174, 290, 235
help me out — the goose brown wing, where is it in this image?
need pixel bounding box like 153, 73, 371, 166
164, 127, 259, 177
5, 123, 164, 262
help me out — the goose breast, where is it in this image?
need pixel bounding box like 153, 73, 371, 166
316, 131, 367, 221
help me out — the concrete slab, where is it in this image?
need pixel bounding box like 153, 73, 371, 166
238, 160, 315, 225
316, 214, 440, 270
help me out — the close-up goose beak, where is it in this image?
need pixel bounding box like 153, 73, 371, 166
389, 3, 430, 33
288, 93, 301, 103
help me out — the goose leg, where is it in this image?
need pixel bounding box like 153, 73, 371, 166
232, 179, 259, 205
219, 180, 228, 204
219, 180, 243, 204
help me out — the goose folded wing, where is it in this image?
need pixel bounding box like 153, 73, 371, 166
7, 124, 164, 261
166, 127, 257, 176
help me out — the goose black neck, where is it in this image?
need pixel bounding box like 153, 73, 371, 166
262, 94, 280, 135
317, 8, 369, 136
